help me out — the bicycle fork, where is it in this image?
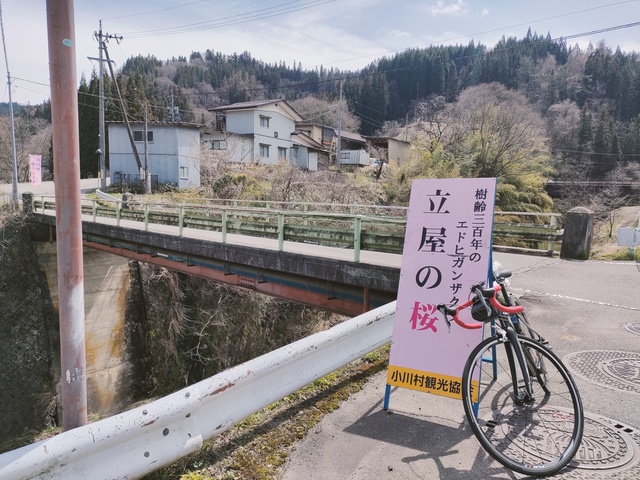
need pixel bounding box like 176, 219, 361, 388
499, 327, 535, 405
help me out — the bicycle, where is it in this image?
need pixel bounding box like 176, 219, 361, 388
437, 283, 584, 477
493, 269, 553, 391
493, 268, 546, 344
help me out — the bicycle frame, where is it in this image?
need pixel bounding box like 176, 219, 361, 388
437, 284, 535, 415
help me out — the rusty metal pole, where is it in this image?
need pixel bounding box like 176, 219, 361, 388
46, 0, 88, 430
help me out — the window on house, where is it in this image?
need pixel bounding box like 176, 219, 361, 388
259, 115, 270, 128
291, 147, 299, 161
278, 147, 287, 160
211, 140, 227, 150
180, 166, 189, 179
259, 144, 270, 158
133, 130, 153, 142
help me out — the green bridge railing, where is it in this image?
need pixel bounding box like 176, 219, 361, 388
31, 196, 562, 261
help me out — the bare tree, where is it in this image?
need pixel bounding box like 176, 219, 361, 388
446, 83, 551, 179
289, 96, 360, 132
590, 164, 638, 238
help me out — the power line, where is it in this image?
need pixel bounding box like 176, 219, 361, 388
308, 0, 640, 70
120, 0, 336, 38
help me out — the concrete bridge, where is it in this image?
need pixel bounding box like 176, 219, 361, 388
28, 199, 402, 317
25, 192, 563, 316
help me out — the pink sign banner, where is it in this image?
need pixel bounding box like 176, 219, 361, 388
29, 155, 42, 186
386, 177, 497, 400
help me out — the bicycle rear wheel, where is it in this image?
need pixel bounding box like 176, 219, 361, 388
461, 336, 584, 476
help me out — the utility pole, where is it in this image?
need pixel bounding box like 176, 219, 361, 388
46, 0, 88, 431
170, 87, 175, 122
96, 21, 106, 189
6, 74, 18, 205
144, 104, 151, 194
0, 2, 19, 206
336, 80, 343, 171
92, 22, 122, 189
103, 43, 142, 172
405, 113, 409, 141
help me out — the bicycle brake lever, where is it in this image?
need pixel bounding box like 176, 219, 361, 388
473, 285, 492, 316
437, 304, 453, 333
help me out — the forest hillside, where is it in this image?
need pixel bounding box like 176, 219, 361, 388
1, 30, 640, 207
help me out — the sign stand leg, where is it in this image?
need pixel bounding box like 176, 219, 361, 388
383, 384, 391, 410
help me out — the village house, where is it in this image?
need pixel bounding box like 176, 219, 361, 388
364, 136, 410, 166
205, 99, 329, 171
107, 122, 202, 188
107, 100, 409, 185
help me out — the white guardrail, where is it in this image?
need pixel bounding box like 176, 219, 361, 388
0, 302, 396, 479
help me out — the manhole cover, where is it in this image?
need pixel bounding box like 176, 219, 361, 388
624, 323, 640, 335
564, 351, 640, 394
573, 414, 637, 471
478, 408, 639, 477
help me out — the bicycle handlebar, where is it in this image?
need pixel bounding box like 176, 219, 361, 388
436, 283, 524, 330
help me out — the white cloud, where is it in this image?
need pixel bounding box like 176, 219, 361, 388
429, 0, 469, 16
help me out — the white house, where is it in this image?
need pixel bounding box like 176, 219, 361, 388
206, 100, 329, 171
108, 122, 201, 188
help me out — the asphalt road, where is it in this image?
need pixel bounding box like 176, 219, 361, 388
0, 178, 102, 199
280, 252, 640, 479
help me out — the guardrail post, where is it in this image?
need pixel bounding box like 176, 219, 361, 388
278, 212, 285, 251
41, 196, 45, 213
353, 216, 362, 262
144, 204, 150, 231
303, 204, 308, 226
92, 200, 97, 222
221, 209, 228, 243
179, 205, 185, 237
116, 202, 122, 226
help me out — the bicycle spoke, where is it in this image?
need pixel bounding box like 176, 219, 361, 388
462, 336, 584, 477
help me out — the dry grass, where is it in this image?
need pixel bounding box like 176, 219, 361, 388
591, 206, 640, 260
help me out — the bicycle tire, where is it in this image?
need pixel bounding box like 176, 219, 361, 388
461, 335, 584, 476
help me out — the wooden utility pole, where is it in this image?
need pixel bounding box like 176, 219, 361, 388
46, 0, 88, 430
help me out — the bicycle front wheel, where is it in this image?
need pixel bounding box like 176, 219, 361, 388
462, 336, 584, 477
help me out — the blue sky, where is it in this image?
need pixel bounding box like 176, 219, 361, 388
2, 0, 640, 105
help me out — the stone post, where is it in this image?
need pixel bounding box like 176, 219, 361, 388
22, 192, 34, 214
560, 207, 594, 260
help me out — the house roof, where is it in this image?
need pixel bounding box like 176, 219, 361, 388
292, 131, 328, 151
209, 99, 303, 121
364, 135, 410, 145
294, 122, 367, 144
335, 129, 367, 144
107, 121, 203, 129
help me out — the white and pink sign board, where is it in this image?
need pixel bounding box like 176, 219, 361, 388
29, 154, 42, 186
386, 177, 496, 401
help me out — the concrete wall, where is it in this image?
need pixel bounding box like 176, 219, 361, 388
33, 243, 134, 416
